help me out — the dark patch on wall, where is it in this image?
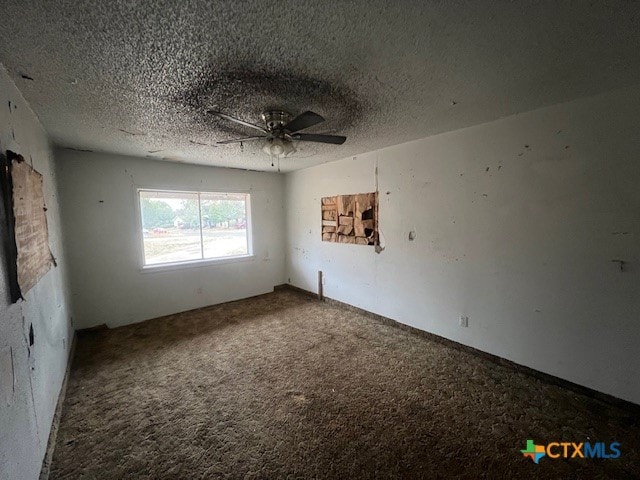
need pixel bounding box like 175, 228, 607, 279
0, 151, 22, 302
174, 66, 368, 138
611, 260, 627, 272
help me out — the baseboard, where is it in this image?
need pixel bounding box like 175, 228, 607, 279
277, 283, 640, 414
39, 331, 77, 480
274, 283, 318, 298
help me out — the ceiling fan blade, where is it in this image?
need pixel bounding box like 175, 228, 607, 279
292, 133, 346, 145
284, 111, 325, 133
217, 135, 267, 145
208, 111, 266, 133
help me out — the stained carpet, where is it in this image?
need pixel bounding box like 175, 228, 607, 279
49, 289, 640, 479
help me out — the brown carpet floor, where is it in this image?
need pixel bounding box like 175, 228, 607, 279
50, 289, 639, 479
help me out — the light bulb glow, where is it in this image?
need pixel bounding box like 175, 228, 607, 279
263, 138, 294, 158
270, 138, 284, 155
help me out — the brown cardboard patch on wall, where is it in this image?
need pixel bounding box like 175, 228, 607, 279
0, 151, 54, 301
321, 192, 378, 245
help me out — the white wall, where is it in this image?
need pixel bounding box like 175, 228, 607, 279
56, 151, 286, 329
285, 84, 640, 405
0, 66, 73, 479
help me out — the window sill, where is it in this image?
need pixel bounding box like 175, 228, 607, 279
140, 254, 255, 274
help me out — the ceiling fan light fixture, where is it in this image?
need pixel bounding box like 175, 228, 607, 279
283, 141, 296, 157
270, 138, 285, 156
263, 137, 295, 157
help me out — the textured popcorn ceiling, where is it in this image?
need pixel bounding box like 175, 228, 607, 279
1, 1, 639, 172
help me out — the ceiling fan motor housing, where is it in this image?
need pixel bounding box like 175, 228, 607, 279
261, 110, 291, 132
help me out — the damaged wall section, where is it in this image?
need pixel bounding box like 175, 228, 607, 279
285, 84, 640, 406
0, 65, 73, 480
321, 192, 378, 245
1, 152, 55, 301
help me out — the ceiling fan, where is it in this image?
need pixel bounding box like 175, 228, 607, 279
208, 110, 347, 157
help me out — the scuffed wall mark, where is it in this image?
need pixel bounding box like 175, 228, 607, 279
611, 260, 626, 272
7, 100, 11, 113
20, 73, 34, 81
118, 129, 144, 136
173, 65, 369, 139
10, 348, 14, 397
147, 149, 164, 154
20, 318, 41, 437
498, 165, 502, 170
66, 147, 94, 153
408, 231, 416, 241
565, 145, 570, 149
26, 349, 40, 446
485, 167, 490, 172
189, 140, 216, 147
0, 347, 15, 405
611, 232, 631, 235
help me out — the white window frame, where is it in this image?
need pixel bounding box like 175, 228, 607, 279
135, 188, 254, 272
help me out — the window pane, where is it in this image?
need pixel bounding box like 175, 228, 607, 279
200, 193, 249, 259
140, 191, 202, 265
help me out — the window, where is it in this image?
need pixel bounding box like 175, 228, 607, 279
138, 189, 251, 267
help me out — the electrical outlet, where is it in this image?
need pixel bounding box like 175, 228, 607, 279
459, 315, 469, 328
